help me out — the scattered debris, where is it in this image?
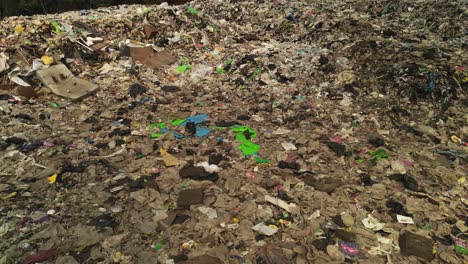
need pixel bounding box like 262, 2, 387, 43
0, 0, 466, 263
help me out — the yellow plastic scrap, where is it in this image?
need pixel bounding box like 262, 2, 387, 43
1, 192, 17, 201
14, 25, 24, 34
451, 135, 462, 144
48, 173, 58, 183
160, 148, 181, 167
41, 55, 54, 65
463, 75, 468, 83
112, 252, 123, 263
459, 177, 466, 184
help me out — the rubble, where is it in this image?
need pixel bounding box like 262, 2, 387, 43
0, 0, 467, 263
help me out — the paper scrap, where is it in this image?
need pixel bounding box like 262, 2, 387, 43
265, 195, 299, 214
36, 64, 98, 100
198, 206, 217, 219
98, 63, 118, 74
252, 222, 279, 236
0, 52, 9, 73
308, 210, 321, 220
396, 215, 414, 224
362, 214, 385, 231
195, 161, 221, 173
8, 67, 31, 87
281, 142, 297, 151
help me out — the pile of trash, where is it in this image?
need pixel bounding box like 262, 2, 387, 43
0, 0, 467, 263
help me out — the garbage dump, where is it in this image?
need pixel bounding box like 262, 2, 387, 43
0, 0, 467, 263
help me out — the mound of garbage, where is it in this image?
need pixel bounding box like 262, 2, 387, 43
0, 1, 467, 263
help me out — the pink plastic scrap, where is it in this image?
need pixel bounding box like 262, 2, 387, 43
339, 241, 360, 256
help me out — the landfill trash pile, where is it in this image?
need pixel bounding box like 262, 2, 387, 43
0, 0, 467, 263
